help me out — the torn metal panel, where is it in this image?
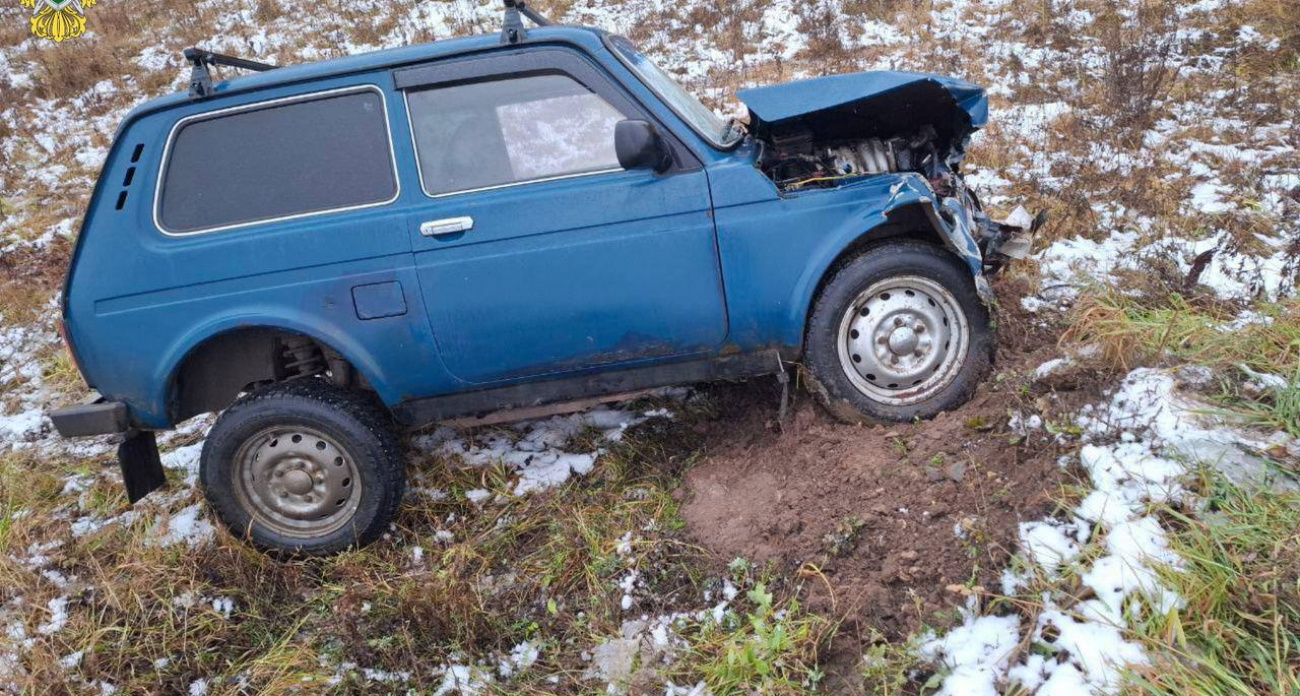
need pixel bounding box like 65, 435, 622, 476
879, 173, 995, 304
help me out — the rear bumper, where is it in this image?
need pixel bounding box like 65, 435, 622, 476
48, 393, 167, 503
48, 392, 129, 437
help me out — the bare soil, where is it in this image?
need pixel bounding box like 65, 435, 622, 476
681, 277, 1105, 643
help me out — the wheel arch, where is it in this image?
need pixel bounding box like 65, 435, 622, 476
157, 318, 389, 427
788, 195, 978, 353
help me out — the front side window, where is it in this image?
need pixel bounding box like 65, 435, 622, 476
158, 89, 397, 234
406, 72, 626, 196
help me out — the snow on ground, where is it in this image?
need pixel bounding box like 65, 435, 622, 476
924, 364, 1293, 695
1025, 228, 1297, 309
411, 396, 682, 495
0, 310, 61, 444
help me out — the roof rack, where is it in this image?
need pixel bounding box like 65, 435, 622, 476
500, 0, 551, 45
183, 47, 278, 100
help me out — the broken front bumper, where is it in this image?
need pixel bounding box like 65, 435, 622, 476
48, 393, 167, 503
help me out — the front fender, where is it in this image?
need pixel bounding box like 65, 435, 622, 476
785, 172, 992, 338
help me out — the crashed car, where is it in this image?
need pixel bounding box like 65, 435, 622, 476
49, 1, 1034, 554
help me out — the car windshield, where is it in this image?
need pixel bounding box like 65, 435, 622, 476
609, 36, 741, 148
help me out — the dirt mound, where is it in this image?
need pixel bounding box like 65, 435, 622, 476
682, 279, 1098, 639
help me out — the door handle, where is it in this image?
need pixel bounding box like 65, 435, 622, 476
420, 216, 474, 237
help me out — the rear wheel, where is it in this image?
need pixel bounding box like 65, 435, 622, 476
805, 241, 994, 423
200, 379, 405, 555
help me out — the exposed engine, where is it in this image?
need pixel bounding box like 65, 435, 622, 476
739, 71, 1046, 273
754, 120, 1042, 271
758, 124, 949, 191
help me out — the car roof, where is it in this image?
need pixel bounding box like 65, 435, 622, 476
124, 25, 610, 122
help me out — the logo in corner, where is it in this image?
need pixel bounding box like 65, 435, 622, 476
21, 0, 96, 43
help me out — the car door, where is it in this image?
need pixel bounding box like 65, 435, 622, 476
393, 48, 728, 385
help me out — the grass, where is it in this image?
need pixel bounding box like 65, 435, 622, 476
1222, 370, 1300, 439
0, 395, 836, 694
692, 583, 829, 695
1063, 288, 1300, 442
1065, 290, 1300, 377
1132, 474, 1300, 696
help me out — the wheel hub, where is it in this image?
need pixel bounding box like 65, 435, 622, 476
280, 466, 314, 496
837, 276, 970, 406
886, 325, 919, 356
232, 426, 362, 538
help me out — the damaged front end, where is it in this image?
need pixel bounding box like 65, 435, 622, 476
739, 72, 1040, 295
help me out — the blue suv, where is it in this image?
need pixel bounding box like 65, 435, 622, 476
50, 2, 1029, 554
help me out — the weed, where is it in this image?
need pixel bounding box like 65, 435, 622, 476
690, 583, 829, 695
1133, 475, 1300, 696
822, 516, 866, 557
859, 629, 924, 696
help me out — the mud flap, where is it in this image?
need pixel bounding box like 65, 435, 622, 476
118, 430, 167, 503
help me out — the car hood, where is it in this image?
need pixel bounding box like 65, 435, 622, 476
736, 71, 988, 155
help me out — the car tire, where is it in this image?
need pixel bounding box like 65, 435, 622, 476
804, 240, 994, 423
200, 379, 405, 556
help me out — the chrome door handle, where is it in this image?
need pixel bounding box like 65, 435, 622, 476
420, 216, 474, 237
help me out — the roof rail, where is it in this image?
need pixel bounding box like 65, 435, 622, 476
183, 48, 278, 100
501, 0, 551, 45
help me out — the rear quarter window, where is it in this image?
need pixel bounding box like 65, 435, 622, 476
157, 87, 398, 235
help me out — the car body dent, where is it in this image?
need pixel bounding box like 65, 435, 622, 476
884, 174, 993, 302
784, 173, 993, 332
707, 163, 991, 352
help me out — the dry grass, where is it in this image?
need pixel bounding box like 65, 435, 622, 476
1064, 290, 1300, 376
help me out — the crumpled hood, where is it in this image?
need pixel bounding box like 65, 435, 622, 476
737, 71, 988, 155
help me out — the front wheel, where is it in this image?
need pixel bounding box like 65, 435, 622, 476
200, 379, 405, 555
804, 241, 994, 423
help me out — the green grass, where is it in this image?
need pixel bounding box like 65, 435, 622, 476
1218, 364, 1300, 439
673, 581, 831, 696
1131, 475, 1300, 696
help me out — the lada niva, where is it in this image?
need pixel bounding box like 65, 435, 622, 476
50, 1, 1034, 554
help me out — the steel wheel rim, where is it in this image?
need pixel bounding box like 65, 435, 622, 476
231, 425, 362, 538
836, 275, 970, 406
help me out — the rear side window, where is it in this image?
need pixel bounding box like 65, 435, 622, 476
406, 73, 626, 196
158, 88, 397, 234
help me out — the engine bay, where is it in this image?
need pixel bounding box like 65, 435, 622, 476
736, 71, 1042, 273
757, 123, 954, 192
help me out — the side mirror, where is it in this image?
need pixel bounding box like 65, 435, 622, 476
614, 119, 671, 173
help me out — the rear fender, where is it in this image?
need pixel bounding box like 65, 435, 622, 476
144, 313, 392, 429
